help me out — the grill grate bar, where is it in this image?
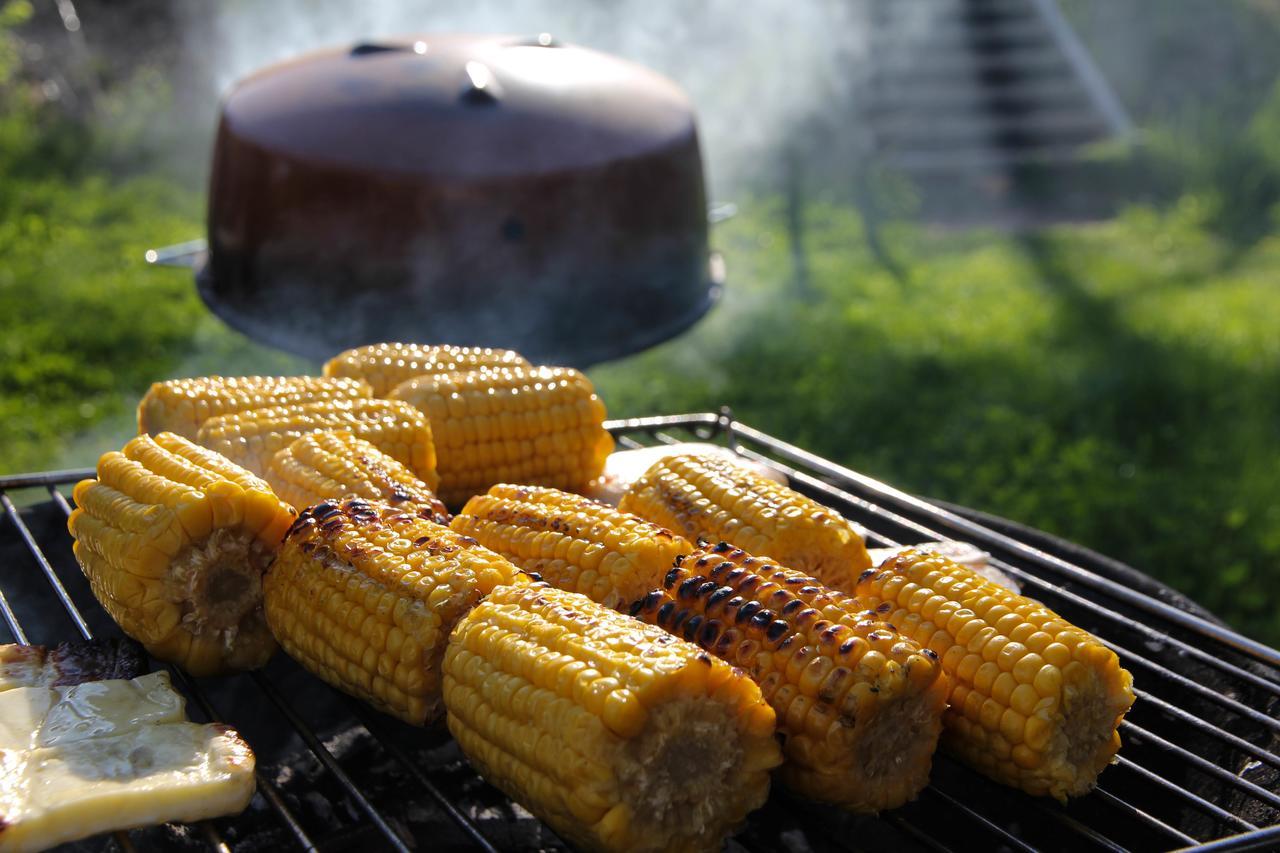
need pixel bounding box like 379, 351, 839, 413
1113, 755, 1256, 832
1132, 688, 1280, 771
725, 419, 1280, 670
1120, 721, 1280, 811
43, 484, 321, 852
249, 671, 412, 853
1106, 640, 1280, 736
0, 573, 28, 643
1024, 800, 1128, 853
344, 699, 503, 853
1173, 825, 1280, 852
923, 786, 1039, 852
1, 493, 92, 639
1089, 788, 1197, 846
882, 812, 957, 853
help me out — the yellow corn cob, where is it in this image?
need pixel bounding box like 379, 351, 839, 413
855, 548, 1136, 800
67, 433, 296, 676
630, 542, 949, 812
323, 342, 531, 396
264, 431, 448, 522
195, 398, 436, 484
137, 375, 372, 441
391, 366, 613, 507
444, 583, 781, 853
620, 453, 872, 592
451, 484, 692, 610
262, 497, 526, 724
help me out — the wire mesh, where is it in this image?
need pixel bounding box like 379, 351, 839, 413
0, 412, 1275, 852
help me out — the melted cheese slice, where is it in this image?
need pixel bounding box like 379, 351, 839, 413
0, 671, 254, 852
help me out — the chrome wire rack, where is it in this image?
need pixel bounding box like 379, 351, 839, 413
1, 413, 1277, 852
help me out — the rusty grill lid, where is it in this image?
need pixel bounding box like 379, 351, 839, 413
202, 34, 720, 366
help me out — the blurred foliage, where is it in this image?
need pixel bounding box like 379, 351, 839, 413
594, 197, 1280, 644
0, 3, 306, 474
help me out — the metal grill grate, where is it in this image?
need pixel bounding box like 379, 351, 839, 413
1, 412, 1277, 852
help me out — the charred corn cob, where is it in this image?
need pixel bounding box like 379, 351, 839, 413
855, 548, 1136, 800
67, 433, 295, 676
262, 497, 526, 724
444, 583, 780, 853
265, 431, 448, 522
620, 453, 872, 592
451, 484, 692, 610
137, 375, 372, 441
391, 366, 613, 507
323, 342, 531, 396
631, 542, 949, 812
195, 398, 437, 484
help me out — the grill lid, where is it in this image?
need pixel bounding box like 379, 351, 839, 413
201, 34, 721, 366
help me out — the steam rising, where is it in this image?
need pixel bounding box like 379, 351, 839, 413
181, 0, 871, 195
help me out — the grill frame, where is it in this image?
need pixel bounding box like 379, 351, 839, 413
1, 411, 1276, 852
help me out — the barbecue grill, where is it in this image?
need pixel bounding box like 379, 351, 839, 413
3, 412, 1278, 852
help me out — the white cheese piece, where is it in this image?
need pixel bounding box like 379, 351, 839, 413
584, 442, 787, 507
0, 672, 185, 752
0, 722, 254, 853
866, 540, 1021, 593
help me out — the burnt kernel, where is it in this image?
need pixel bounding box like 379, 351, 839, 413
876, 602, 893, 614
696, 652, 713, 666
673, 554, 686, 567
729, 548, 746, 559
664, 567, 683, 587
313, 502, 339, 517
749, 611, 772, 630
707, 587, 734, 609
739, 575, 762, 593
885, 624, 897, 633
812, 620, 832, 634
765, 620, 790, 643
699, 620, 722, 644
780, 598, 804, 615
819, 625, 843, 644
777, 635, 796, 650
726, 595, 745, 610
711, 561, 736, 579
695, 581, 718, 599
712, 542, 733, 553
867, 630, 892, 643
640, 590, 664, 611
736, 601, 762, 623
412, 536, 433, 547
695, 555, 713, 568
656, 601, 675, 625
682, 615, 704, 641
670, 607, 692, 631
678, 577, 701, 599
795, 607, 819, 623
715, 629, 736, 652
784, 576, 806, 585
725, 568, 746, 584
923, 648, 939, 660
800, 586, 821, 595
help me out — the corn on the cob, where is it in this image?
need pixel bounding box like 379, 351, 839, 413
67, 433, 295, 676
195, 398, 437, 484
323, 342, 531, 396
444, 583, 780, 853
265, 431, 448, 522
391, 366, 613, 507
630, 542, 949, 812
855, 548, 1136, 800
451, 484, 692, 610
137, 375, 372, 441
262, 497, 526, 724
620, 453, 871, 592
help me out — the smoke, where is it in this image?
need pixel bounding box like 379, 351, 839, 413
178, 0, 872, 198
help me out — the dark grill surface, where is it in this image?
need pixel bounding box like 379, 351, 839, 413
2, 412, 1277, 853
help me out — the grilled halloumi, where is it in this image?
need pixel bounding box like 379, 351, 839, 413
0, 639, 145, 693
0, 669, 255, 852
